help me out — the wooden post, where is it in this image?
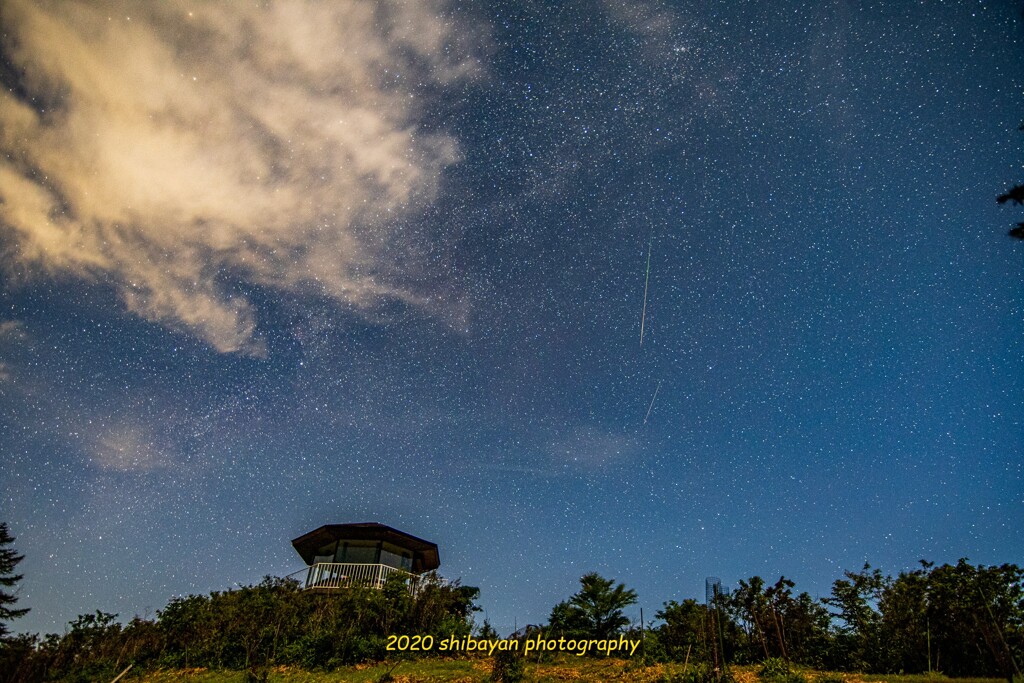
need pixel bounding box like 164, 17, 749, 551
109, 664, 133, 683
640, 607, 645, 660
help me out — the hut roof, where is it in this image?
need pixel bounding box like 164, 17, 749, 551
291, 522, 440, 572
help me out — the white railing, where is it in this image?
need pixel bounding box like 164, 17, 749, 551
286, 562, 416, 590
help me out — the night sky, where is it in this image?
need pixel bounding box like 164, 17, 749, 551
1, 0, 1022, 638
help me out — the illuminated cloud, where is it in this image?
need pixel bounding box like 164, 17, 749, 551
0, 0, 482, 354
90, 423, 169, 472
551, 426, 640, 467
0, 320, 26, 382
601, 0, 678, 53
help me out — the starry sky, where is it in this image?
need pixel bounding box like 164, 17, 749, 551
1, 0, 1022, 637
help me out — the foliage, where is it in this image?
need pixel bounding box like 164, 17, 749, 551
548, 572, 638, 642
816, 559, 1024, 679
0, 522, 29, 642
4, 572, 480, 682
491, 647, 526, 683
548, 598, 592, 639
3, 556, 1023, 681
658, 599, 711, 663
647, 559, 1024, 679
722, 576, 833, 668
757, 658, 808, 683
657, 661, 737, 683
915, 560, 1023, 680
634, 625, 668, 664
477, 618, 499, 640
760, 657, 793, 678
821, 564, 890, 671
998, 121, 1024, 239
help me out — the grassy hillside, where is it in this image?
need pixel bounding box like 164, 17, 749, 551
132, 661, 1011, 683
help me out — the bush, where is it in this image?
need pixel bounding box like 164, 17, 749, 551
760, 658, 791, 679
757, 658, 809, 683
657, 662, 736, 683
633, 628, 668, 664
7, 573, 481, 680
491, 648, 526, 683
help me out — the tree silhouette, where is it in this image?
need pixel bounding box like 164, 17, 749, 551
549, 572, 638, 640
999, 123, 1024, 240
0, 522, 29, 641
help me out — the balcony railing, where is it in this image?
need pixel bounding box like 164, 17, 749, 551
286, 562, 417, 590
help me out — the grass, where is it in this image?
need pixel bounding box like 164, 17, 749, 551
132, 662, 1011, 683
859, 675, 1002, 683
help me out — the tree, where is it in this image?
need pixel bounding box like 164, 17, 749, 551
876, 563, 930, 674
822, 563, 889, 671
657, 598, 710, 662
0, 522, 29, 641
549, 573, 638, 641
997, 184, 1024, 239
998, 122, 1024, 239
731, 576, 773, 660
921, 560, 1024, 681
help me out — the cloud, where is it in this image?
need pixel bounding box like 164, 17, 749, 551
0, 320, 26, 338
89, 422, 169, 472
0, 319, 27, 382
0, 0, 482, 354
601, 0, 679, 53
550, 426, 640, 467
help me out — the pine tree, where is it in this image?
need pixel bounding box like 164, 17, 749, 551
551, 573, 638, 641
0, 522, 29, 641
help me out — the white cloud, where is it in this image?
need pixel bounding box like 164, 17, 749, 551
90, 423, 169, 472
0, 0, 482, 354
551, 426, 640, 467
0, 320, 26, 338
601, 0, 679, 55
0, 320, 27, 382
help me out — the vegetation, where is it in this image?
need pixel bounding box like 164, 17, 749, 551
49, 662, 1010, 683
0, 522, 29, 641
490, 647, 526, 683
0, 574, 479, 683
1, 533, 1022, 683
647, 561, 1023, 683
547, 572, 638, 641
998, 122, 1024, 239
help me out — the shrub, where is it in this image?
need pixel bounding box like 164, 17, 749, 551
757, 658, 809, 683
491, 648, 526, 683
760, 658, 791, 679
657, 661, 736, 683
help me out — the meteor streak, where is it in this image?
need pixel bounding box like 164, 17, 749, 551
644, 380, 662, 424
640, 237, 652, 346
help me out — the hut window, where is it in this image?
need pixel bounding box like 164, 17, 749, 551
313, 541, 336, 565
338, 541, 377, 564
380, 547, 406, 570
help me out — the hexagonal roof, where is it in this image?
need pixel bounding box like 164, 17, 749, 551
291, 522, 440, 573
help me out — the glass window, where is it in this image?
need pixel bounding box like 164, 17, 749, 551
378, 543, 414, 570
338, 541, 377, 564
314, 541, 337, 565
380, 548, 403, 569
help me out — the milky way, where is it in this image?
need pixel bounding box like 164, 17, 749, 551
1, 0, 1021, 636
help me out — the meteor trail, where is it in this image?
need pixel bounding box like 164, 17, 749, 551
640, 237, 652, 346
643, 380, 662, 424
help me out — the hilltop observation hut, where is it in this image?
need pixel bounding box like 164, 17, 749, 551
287, 522, 440, 591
